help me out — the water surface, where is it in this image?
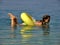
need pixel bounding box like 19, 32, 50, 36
0, 0, 60, 45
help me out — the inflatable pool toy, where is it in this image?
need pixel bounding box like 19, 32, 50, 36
20, 12, 35, 26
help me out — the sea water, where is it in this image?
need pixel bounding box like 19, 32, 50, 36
0, 0, 60, 45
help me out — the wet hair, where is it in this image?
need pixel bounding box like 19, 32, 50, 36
42, 15, 50, 24
43, 15, 50, 22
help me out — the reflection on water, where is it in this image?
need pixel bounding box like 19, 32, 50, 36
20, 26, 33, 45
42, 25, 50, 45
10, 26, 17, 38
42, 25, 50, 35
0, 0, 60, 45
19, 25, 50, 45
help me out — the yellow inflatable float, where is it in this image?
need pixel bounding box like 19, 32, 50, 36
20, 12, 35, 26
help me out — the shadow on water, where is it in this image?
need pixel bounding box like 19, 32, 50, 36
20, 26, 33, 45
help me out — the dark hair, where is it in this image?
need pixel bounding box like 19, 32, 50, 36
42, 15, 50, 24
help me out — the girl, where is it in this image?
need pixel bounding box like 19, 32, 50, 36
8, 13, 50, 27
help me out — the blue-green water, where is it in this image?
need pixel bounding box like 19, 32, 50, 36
0, 0, 60, 45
